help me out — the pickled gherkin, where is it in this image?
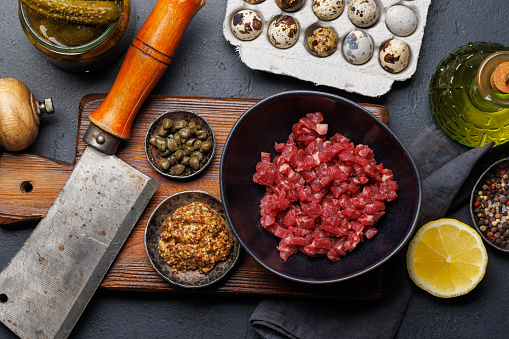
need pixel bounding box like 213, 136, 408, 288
23, 0, 121, 47
21, 0, 121, 26
27, 10, 105, 47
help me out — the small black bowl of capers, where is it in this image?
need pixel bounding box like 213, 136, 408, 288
145, 110, 215, 179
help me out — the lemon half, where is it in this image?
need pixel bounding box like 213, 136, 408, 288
406, 218, 488, 298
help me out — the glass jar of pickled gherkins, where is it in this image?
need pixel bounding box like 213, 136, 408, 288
18, 0, 134, 72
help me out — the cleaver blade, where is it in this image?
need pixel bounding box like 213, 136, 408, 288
0, 0, 206, 337
0, 146, 158, 339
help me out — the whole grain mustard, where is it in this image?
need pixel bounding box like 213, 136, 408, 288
158, 202, 234, 274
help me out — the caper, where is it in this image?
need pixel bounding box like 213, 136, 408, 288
154, 135, 165, 143
179, 127, 192, 139
174, 120, 188, 130
173, 164, 186, 175
158, 148, 171, 157
174, 149, 185, 161
200, 141, 213, 153
169, 155, 178, 166
162, 118, 173, 130
193, 139, 202, 151
156, 137, 167, 152
184, 138, 196, 147
157, 125, 169, 137
149, 136, 158, 146
189, 157, 201, 170
195, 130, 207, 140
166, 138, 178, 152
181, 156, 190, 166
184, 145, 194, 156
160, 158, 170, 170
188, 121, 197, 133
173, 133, 181, 145
191, 151, 204, 162
49, 22, 104, 47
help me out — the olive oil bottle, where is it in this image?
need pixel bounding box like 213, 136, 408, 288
429, 42, 509, 147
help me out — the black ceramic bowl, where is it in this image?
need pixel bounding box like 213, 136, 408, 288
220, 91, 421, 284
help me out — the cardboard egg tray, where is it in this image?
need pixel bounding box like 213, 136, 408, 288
223, 0, 431, 97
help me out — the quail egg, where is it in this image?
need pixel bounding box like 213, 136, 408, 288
379, 39, 410, 73
268, 15, 299, 49
342, 30, 373, 65
348, 0, 380, 28
385, 5, 418, 37
312, 0, 344, 21
307, 27, 338, 57
275, 0, 305, 12
231, 9, 263, 41
245, 0, 266, 3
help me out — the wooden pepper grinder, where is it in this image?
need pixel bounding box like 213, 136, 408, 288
0, 78, 54, 152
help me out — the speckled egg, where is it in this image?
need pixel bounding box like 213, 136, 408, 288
379, 39, 410, 73
268, 15, 299, 49
342, 30, 373, 65
275, 0, 305, 12
231, 10, 263, 41
385, 5, 418, 37
307, 27, 338, 57
312, 0, 344, 21
244, 0, 266, 3
348, 0, 380, 28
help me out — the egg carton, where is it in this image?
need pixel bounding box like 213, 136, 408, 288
223, 0, 431, 97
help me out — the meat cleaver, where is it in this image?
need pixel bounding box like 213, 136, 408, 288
0, 0, 205, 338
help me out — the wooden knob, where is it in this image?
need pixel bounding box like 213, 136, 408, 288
0, 78, 54, 152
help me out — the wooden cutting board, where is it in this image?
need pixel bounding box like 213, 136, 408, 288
0, 94, 389, 300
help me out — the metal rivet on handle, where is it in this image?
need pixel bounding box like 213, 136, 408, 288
96, 135, 106, 145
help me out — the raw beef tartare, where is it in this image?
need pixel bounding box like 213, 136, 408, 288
253, 112, 399, 262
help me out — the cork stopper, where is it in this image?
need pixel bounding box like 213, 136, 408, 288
490, 62, 509, 94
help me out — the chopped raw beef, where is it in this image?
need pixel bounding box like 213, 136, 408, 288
253, 112, 399, 262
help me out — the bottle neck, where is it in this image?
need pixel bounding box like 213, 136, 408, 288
471, 51, 509, 110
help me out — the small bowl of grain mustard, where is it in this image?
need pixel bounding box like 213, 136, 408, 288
144, 191, 241, 288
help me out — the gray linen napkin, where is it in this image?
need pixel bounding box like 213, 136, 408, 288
250, 125, 494, 339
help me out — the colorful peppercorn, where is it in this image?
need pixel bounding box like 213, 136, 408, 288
472, 163, 509, 248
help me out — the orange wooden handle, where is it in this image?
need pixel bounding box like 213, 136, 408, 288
89, 0, 206, 140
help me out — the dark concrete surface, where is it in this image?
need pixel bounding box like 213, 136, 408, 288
1, 0, 508, 338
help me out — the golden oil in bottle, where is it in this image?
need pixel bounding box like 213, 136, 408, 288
429, 42, 509, 148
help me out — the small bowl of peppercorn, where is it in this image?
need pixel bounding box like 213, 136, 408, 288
145, 110, 215, 179
471, 158, 509, 252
